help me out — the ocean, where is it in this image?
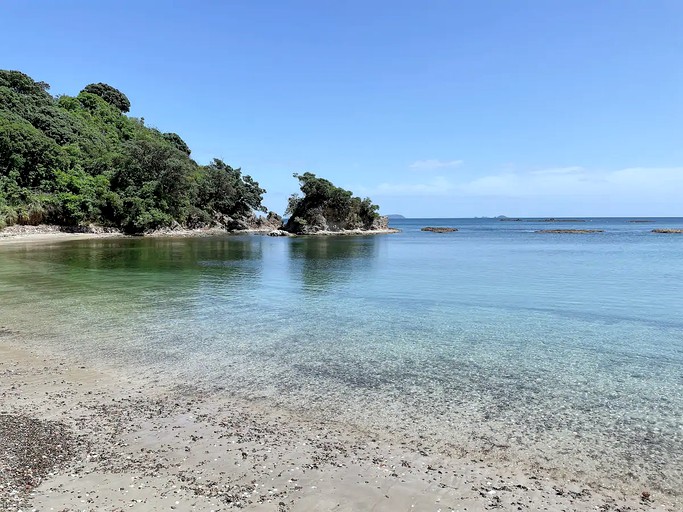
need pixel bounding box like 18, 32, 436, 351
1, 217, 682, 496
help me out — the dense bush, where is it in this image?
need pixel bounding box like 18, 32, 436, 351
81, 82, 131, 113
0, 70, 266, 233
285, 172, 379, 233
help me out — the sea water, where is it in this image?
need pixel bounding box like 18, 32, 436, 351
1, 218, 682, 495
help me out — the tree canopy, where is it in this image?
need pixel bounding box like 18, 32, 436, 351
81, 83, 131, 113
285, 172, 380, 233
0, 70, 266, 233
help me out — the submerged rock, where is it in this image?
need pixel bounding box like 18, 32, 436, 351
536, 229, 604, 234
421, 227, 458, 233
652, 228, 683, 234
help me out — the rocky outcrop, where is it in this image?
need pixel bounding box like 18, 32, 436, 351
267, 229, 293, 237
536, 229, 604, 234
209, 211, 283, 232
652, 229, 683, 234
421, 227, 458, 233
540, 218, 586, 222
246, 211, 284, 231
285, 213, 394, 235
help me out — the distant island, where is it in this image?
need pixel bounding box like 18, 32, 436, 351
0, 70, 390, 237
498, 218, 587, 222
386, 214, 406, 219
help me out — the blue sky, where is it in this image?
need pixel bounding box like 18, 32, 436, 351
2, 0, 682, 217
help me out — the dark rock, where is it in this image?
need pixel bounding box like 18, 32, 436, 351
247, 211, 284, 231
652, 228, 683, 234
421, 227, 458, 233
539, 218, 586, 222
536, 229, 604, 234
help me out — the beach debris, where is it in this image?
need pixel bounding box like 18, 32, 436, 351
0, 414, 75, 510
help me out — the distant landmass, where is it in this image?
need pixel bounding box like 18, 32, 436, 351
386, 214, 406, 219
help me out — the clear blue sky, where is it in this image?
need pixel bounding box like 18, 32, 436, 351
2, 0, 682, 217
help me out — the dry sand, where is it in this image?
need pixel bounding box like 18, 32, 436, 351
0, 339, 669, 512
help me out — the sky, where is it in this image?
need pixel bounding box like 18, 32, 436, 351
2, 0, 682, 217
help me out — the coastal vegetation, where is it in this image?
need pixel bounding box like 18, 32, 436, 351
284, 172, 383, 234
0, 70, 267, 233
0, 70, 392, 236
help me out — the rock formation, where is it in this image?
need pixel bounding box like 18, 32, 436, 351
421, 227, 458, 233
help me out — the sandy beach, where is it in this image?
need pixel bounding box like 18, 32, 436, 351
0, 335, 668, 512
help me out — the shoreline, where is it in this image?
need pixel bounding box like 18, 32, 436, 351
289, 228, 400, 236
0, 224, 400, 245
0, 338, 668, 511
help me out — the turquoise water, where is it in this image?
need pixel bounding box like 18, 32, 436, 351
1, 218, 682, 496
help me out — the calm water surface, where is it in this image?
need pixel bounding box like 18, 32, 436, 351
1, 218, 682, 495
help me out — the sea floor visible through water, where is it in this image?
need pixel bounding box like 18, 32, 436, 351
1, 217, 682, 508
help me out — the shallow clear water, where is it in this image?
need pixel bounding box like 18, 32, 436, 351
1, 218, 682, 495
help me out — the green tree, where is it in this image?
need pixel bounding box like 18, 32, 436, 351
284, 173, 379, 233
0, 69, 268, 233
196, 159, 266, 218
163, 132, 191, 155
81, 82, 131, 113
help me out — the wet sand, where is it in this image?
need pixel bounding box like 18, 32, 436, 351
0, 339, 667, 512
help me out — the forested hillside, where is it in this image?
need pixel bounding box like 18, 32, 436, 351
0, 70, 266, 233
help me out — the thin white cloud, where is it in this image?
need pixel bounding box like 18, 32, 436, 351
460, 166, 683, 198
364, 166, 683, 203
529, 166, 583, 175
359, 176, 454, 197
409, 159, 463, 171
358, 165, 683, 216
